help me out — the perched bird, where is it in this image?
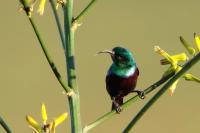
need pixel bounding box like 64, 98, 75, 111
98, 47, 145, 113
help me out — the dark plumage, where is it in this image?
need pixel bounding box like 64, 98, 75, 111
106, 68, 139, 111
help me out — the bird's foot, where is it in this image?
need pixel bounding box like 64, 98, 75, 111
132, 90, 145, 99
112, 98, 122, 113
115, 106, 122, 113
138, 91, 145, 99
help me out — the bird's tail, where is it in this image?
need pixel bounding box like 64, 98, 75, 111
111, 98, 123, 111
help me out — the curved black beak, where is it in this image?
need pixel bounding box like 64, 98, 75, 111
97, 50, 115, 56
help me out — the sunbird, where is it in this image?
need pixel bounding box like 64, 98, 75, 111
98, 47, 145, 113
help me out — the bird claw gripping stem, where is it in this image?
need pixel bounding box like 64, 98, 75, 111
112, 99, 122, 113
131, 90, 146, 99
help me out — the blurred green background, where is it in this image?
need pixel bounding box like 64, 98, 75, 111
0, 0, 200, 132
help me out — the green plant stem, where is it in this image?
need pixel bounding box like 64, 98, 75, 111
74, 0, 97, 22
23, 11, 71, 93
123, 52, 200, 133
49, 0, 66, 51
83, 72, 175, 132
63, 1, 82, 132
0, 116, 12, 133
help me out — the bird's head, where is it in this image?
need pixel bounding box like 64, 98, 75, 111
98, 47, 136, 68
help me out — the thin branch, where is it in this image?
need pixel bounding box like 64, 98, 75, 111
0, 116, 12, 133
123, 52, 200, 132
28, 17, 71, 93
21, 7, 71, 93
49, 0, 66, 51
74, 0, 97, 22
83, 72, 175, 132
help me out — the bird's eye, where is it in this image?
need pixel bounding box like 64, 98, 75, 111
116, 55, 128, 62
114, 53, 129, 62
117, 55, 123, 60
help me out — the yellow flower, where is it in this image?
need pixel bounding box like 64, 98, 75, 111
26, 115, 43, 132
194, 33, 200, 52
160, 53, 188, 65
168, 66, 182, 96
184, 73, 200, 83
26, 103, 68, 133
54, 113, 68, 127
20, 0, 49, 17
155, 34, 200, 95
154, 46, 187, 69
155, 46, 181, 95
155, 45, 199, 96
169, 79, 179, 96
37, 0, 47, 15
41, 103, 48, 125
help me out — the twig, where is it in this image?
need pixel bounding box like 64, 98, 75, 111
83, 72, 175, 132
123, 52, 200, 132
0, 116, 12, 133
28, 17, 71, 93
21, 4, 71, 93
74, 0, 97, 22
49, 0, 66, 51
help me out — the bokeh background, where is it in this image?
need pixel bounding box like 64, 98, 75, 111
0, 0, 200, 132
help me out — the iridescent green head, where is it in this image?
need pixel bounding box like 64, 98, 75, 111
98, 47, 136, 68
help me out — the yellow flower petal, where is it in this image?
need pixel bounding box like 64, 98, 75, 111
184, 74, 200, 83
194, 33, 200, 52
169, 79, 180, 96
51, 121, 56, 133
54, 112, 68, 127
37, 0, 47, 15
160, 53, 188, 65
26, 115, 42, 132
154, 46, 177, 68
180, 36, 196, 56
41, 103, 48, 124
154, 46, 173, 62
